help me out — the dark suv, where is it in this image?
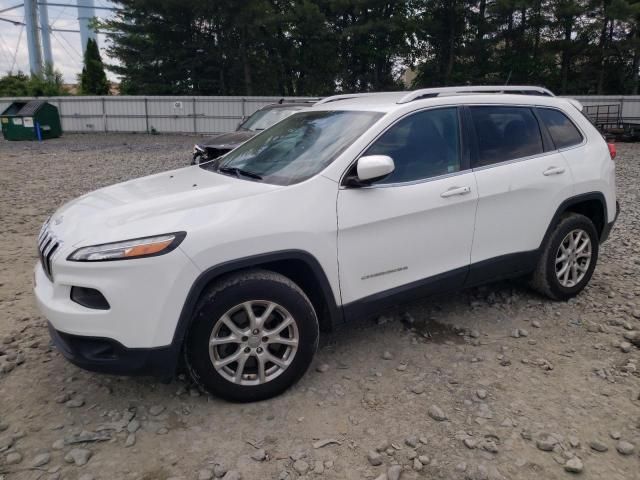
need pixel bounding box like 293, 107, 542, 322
191, 101, 314, 164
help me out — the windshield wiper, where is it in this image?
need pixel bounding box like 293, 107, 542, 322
218, 166, 263, 180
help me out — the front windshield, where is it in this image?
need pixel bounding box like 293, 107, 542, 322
207, 110, 382, 186
239, 107, 304, 131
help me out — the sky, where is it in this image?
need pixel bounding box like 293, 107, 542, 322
0, 0, 118, 82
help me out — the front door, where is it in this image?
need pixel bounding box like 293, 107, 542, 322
337, 107, 479, 314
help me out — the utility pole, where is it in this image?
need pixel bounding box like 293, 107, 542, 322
24, 0, 44, 75
39, 1, 54, 69
77, 0, 97, 54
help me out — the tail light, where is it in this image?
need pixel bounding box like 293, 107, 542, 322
607, 143, 616, 160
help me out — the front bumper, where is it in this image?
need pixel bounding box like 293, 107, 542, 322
600, 201, 620, 244
34, 246, 200, 349
48, 322, 178, 377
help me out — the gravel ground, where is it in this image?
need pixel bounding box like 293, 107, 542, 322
0, 133, 639, 480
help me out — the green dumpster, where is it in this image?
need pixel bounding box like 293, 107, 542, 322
1, 100, 62, 141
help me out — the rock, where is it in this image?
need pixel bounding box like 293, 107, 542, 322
125, 433, 136, 447
149, 405, 165, 416
387, 465, 402, 480
564, 457, 583, 474
470, 329, 481, 338
293, 459, 309, 475
511, 329, 520, 338
616, 441, 635, 455
481, 439, 499, 453
78, 475, 95, 480
313, 460, 324, 474
127, 419, 140, 433
368, 449, 383, 466
428, 405, 447, 421
52, 439, 65, 450
519, 329, 529, 337
536, 433, 558, 452
313, 438, 341, 449
532, 320, 541, 328
64, 448, 92, 466
413, 458, 423, 471
476, 389, 487, 400
316, 363, 330, 373
589, 440, 608, 452
222, 471, 241, 480
568, 436, 580, 448
32, 451, 51, 467
620, 342, 632, 353
251, 448, 266, 461
6, 451, 23, 464
623, 331, 640, 347
410, 383, 425, 395
464, 437, 477, 449
609, 431, 621, 440
405, 435, 419, 448
382, 351, 394, 360
418, 455, 429, 465
65, 396, 85, 408
213, 463, 227, 478
198, 469, 214, 480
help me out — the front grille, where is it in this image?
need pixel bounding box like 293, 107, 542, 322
38, 229, 60, 281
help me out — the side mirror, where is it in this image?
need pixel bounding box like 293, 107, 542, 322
345, 155, 395, 187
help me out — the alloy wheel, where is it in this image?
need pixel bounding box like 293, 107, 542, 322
555, 228, 592, 288
208, 300, 299, 386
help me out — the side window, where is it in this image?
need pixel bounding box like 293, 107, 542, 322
469, 106, 544, 168
365, 107, 461, 184
537, 108, 584, 149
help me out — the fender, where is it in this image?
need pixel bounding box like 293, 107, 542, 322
170, 249, 342, 356
539, 191, 608, 250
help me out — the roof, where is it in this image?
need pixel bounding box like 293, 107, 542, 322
309, 85, 572, 113
16, 100, 48, 116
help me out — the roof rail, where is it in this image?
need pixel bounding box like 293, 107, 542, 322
314, 92, 403, 105
396, 85, 555, 104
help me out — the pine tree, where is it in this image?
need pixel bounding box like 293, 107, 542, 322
79, 38, 110, 95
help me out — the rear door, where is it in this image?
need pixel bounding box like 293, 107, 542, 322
466, 105, 575, 283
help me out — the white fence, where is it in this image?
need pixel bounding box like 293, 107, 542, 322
570, 95, 640, 122
0, 96, 315, 135
2, 94, 640, 135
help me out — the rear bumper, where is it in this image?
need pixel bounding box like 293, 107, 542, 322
600, 201, 620, 244
48, 322, 178, 377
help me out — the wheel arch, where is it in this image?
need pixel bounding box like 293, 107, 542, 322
172, 250, 342, 354
541, 192, 608, 250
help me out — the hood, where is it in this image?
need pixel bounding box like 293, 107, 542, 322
48, 166, 280, 246
200, 131, 255, 150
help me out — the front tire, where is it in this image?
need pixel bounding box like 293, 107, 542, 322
185, 270, 319, 402
530, 213, 599, 300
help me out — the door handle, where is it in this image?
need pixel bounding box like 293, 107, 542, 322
440, 186, 471, 198
543, 166, 566, 176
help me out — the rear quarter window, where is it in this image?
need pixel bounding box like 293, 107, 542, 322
536, 108, 583, 149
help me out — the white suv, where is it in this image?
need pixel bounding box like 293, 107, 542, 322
34, 86, 619, 402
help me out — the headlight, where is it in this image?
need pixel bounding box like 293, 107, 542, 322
67, 232, 186, 262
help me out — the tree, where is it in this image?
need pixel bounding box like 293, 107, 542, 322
79, 38, 110, 95
102, 0, 640, 95
0, 66, 66, 97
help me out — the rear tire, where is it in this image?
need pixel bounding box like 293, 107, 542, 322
184, 270, 319, 402
530, 213, 599, 300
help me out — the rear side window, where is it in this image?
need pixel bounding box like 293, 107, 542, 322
469, 106, 544, 167
537, 108, 583, 149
